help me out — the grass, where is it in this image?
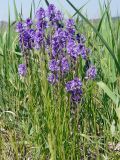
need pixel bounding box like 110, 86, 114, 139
0, 0, 120, 159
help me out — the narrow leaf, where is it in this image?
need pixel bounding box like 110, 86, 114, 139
45, 0, 49, 6
72, 0, 89, 17
97, 81, 119, 106
13, 0, 18, 20
30, 3, 33, 18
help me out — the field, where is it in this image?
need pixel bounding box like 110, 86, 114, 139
0, 0, 120, 159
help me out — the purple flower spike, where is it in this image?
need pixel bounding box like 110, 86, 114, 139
66, 19, 75, 28
55, 10, 63, 21
48, 59, 60, 72
71, 89, 82, 102
18, 64, 27, 77
67, 40, 80, 59
65, 77, 82, 92
86, 65, 97, 80
61, 57, 69, 73
80, 46, 87, 60
66, 77, 82, 102
48, 73, 58, 84
25, 18, 33, 27
36, 7, 45, 20
47, 4, 56, 16
76, 33, 86, 43
16, 22, 24, 33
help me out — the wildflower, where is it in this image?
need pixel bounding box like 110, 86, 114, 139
66, 77, 82, 102
48, 73, 58, 84
34, 30, 44, 50
66, 19, 75, 28
16, 22, 24, 33
24, 18, 33, 27
51, 29, 67, 57
76, 33, 86, 43
19, 29, 32, 52
18, 64, 27, 76
65, 77, 82, 92
71, 89, 82, 102
36, 7, 46, 20
48, 59, 60, 72
55, 10, 63, 22
66, 18, 75, 37
80, 46, 87, 60
61, 57, 69, 73
86, 65, 97, 80
36, 20, 47, 30
16, 4, 96, 103
47, 4, 56, 18
67, 40, 80, 59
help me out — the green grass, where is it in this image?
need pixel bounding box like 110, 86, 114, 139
0, 1, 120, 159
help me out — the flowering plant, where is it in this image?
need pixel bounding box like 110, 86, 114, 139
16, 4, 97, 102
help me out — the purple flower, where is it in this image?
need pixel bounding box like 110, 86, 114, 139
19, 29, 33, 52
36, 8, 45, 20
47, 4, 56, 17
36, 20, 47, 30
61, 57, 69, 73
66, 19, 75, 28
67, 40, 80, 59
51, 29, 67, 57
80, 46, 87, 60
55, 10, 63, 21
16, 22, 24, 33
48, 59, 60, 72
71, 89, 82, 102
18, 64, 27, 76
48, 73, 58, 84
24, 18, 33, 27
65, 77, 82, 92
86, 65, 97, 80
76, 33, 86, 43
66, 78, 82, 102
16, 21, 34, 53
15, 4, 96, 102
34, 30, 44, 50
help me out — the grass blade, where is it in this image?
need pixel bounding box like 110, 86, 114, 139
97, 81, 119, 106
32, 0, 36, 15
30, 3, 33, 18
45, 0, 49, 6
8, 2, 11, 48
95, 0, 112, 38
13, 0, 18, 20
72, 0, 89, 17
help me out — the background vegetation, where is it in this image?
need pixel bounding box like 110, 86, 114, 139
0, 0, 120, 159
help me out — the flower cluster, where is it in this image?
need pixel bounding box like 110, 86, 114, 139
16, 19, 34, 53
18, 64, 27, 77
86, 65, 97, 80
16, 4, 97, 102
66, 78, 82, 102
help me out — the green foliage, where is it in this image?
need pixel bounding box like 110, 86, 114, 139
0, 1, 120, 159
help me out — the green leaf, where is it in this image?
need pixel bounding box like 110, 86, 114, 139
72, 0, 89, 17
8, 2, 11, 48
30, 3, 33, 18
97, 81, 119, 106
95, 0, 112, 38
13, 0, 18, 20
45, 0, 49, 6
20, 3, 23, 16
